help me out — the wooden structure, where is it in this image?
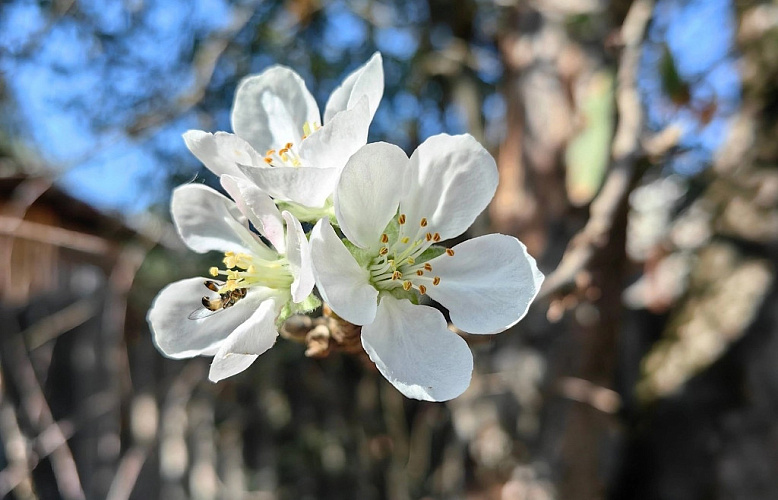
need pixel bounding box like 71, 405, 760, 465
0, 174, 177, 499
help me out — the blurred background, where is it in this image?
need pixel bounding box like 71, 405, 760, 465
1, 0, 777, 498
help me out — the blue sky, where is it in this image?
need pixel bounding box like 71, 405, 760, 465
0, 0, 740, 214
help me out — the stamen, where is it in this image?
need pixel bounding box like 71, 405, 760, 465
406, 257, 415, 265
446, 248, 455, 256
264, 157, 273, 164
424, 263, 433, 272
266, 149, 276, 156
380, 233, 389, 244
401, 237, 409, 244
425, 233, 432, 241
433, 233, 441, 242
379, 247, 389, 256
416, 270, 424, 276
402, 281, 412, 291
420, 218, 428, 227
432, 276, 441, 286
285, 142, 293, 150
398, 214, 406, 225
418, 285, 427, 295
392, 270, 402, 280
209, 267, 219, 277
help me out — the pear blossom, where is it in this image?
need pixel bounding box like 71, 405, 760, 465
182, 52, 384, 218
309, 135, 544, 401
148, 176, 316, 382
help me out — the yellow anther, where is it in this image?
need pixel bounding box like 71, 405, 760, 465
398, 214, 406, 225
446, 248, 455, 256
433, 233, 441, 242
402, 280, 412, 291
391, 270, 402, 280
264, 157, 273, 164
432, 276, 441, 286
209, 267, 219, 277
220, 278, 238, 292
406, 257, 415, 265
266, 149, 276, 156
401, 237, 409, 244
418, 285, 427, 295
380, 233, 389, 244
420, 217, 428, 227
379, 247, 389, 256
416, 269, 424, 276
247, 265, 256, 274
424, 263, 433, 272
285, 142, 293, 150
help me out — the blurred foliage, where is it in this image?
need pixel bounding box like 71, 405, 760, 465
2, 0, 778, 499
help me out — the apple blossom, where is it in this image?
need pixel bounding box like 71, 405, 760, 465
309, 135, 544, 401
148, 176, 316, 382
182, 52, 384, 220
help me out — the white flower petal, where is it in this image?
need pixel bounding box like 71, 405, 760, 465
361, 295, 473, 401
401, 134, 498, 240
283, 211, 315, 303
221, 175, 286, 253
171, 184, 269, 256
148, 277, 273, 359
298, 97, 371, 172
425, 234, 544, 334
335, 142, 408, 251
183, 130, 262, 179
208, 297, 282, 382
310, 219, 378, 325
323, 52, 384, 123
238, 164, 341, 208
231, 66, 320, 154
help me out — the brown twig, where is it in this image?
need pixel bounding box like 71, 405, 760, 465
280, 304, 364, 358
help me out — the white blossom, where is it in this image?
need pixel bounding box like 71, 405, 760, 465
310, 135, 544, 401
148, 177, 315, 382
181, 53, 383, 216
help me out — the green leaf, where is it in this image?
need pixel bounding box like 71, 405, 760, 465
565, 70, 615, 206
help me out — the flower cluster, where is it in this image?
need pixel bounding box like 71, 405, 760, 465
147, 53, 544, 401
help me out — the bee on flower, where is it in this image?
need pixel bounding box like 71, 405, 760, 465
147, 176, 316, 382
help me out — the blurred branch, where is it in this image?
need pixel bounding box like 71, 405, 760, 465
0, 367, 37, 500
0, 215, 113, 254
538, 0, 670, 301
22, 297, 100, 350
1, 0, 77, 60
1, 318, 86, 500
